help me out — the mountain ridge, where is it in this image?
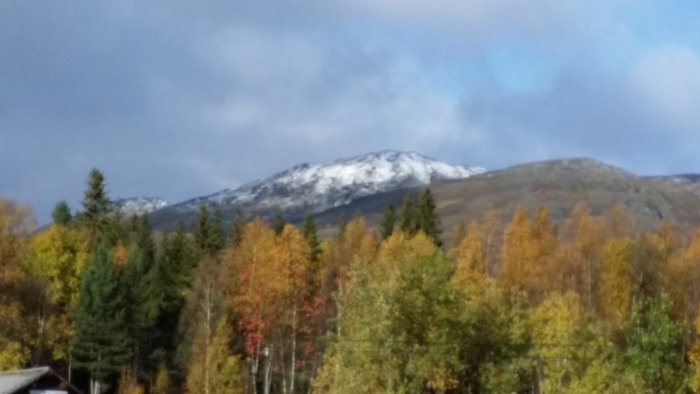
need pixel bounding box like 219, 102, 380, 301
149, 150, 485, 229
310, 157, 700, 241
132, 153, 700, 240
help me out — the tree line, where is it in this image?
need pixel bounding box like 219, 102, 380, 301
3, 169, 700, 393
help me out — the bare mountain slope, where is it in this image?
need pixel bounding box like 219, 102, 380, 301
314, 158, 700, 240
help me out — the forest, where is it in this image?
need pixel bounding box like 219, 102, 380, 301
3, 168, 700, 394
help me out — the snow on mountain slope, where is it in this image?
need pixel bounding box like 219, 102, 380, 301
116, 197, 169, 216
171, 150, 485, 216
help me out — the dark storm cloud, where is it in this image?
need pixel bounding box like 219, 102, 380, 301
2, 1, 700, 223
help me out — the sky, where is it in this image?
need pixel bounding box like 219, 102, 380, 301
3, 1, 700, 224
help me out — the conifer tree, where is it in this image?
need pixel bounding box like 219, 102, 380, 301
158, 222, 196, 362
72, 239, 132, 393
230, 211, 246, 246
163, 221, 197, 291
273, 211, 286, 235
211, 206, 224, 251
125, 216, 162, 381
417, 188, 442, 246
82, 168, 110, 229
303, 213, 321, 263
195, 205, 223, 257
52, 201, 72, 225
398, 194, 418, 234
195, 205, 212, 254
379, 203, 396, 241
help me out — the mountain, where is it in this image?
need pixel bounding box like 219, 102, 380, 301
312, 158, 700, 240
150, 150, 485, 229
115, 197, 169, 217
144, 154, 700, 243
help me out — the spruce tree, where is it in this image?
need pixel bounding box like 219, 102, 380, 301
211, 206, 224, 251
303, 213, 321, 262
231, 211, 246, 246
398, 194, 419, 234
194, 205, 223, 256
163, 221, 197, 290
82, 168, 110, 227
379, 203, 397, 241
125, 216, 161, 380
418, 188, 442, 247
157, 223, 196, 363
52, 200, 72, 225
72, 238, 132, 391
194, 205, 211, 253
273, 211, 286, 235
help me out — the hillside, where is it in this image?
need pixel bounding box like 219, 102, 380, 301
145, 154, 700, 244
313, 158, 700, 240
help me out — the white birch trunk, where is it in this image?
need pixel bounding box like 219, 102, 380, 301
264, 346, 273, 394
290, 306, 297, 394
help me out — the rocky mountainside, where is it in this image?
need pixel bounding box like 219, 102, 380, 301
150, 150, 485, 229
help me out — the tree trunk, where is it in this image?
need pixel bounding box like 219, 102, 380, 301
91, 378, 102, 394
264, 346, 273, 394
250, 342, 260, 394
290, 306, 297, 394
336, 282, 343, 338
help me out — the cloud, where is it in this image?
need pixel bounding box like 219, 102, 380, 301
335, 0, 631, 48
630, 45, 700, 132
2, 0, 700, 224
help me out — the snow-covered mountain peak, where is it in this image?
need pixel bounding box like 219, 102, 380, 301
115, 197, 169, 216
267, 150, 483, 193
173, 150, 485, 216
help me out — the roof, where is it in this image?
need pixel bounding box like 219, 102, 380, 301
0, 366, 81, 394
0, 367, 51, 394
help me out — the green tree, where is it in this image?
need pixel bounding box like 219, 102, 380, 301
52, 201, 72, 225
303, 213, 321, 263
398, 194, 418, 235
125, 216, 163, 381
195, 205, 223, 257
417, 187, 442, 246
82, 168, 111, 229
156, 222, 196, 365
315, 233, 459, 393
623, 295, 686, 393
272, 211, 286, 236
72, 239, 132, 393
379, 203, 396, 241
162, 222, 197, 292
212, 206, 224, 249
230, 212, 247, 246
